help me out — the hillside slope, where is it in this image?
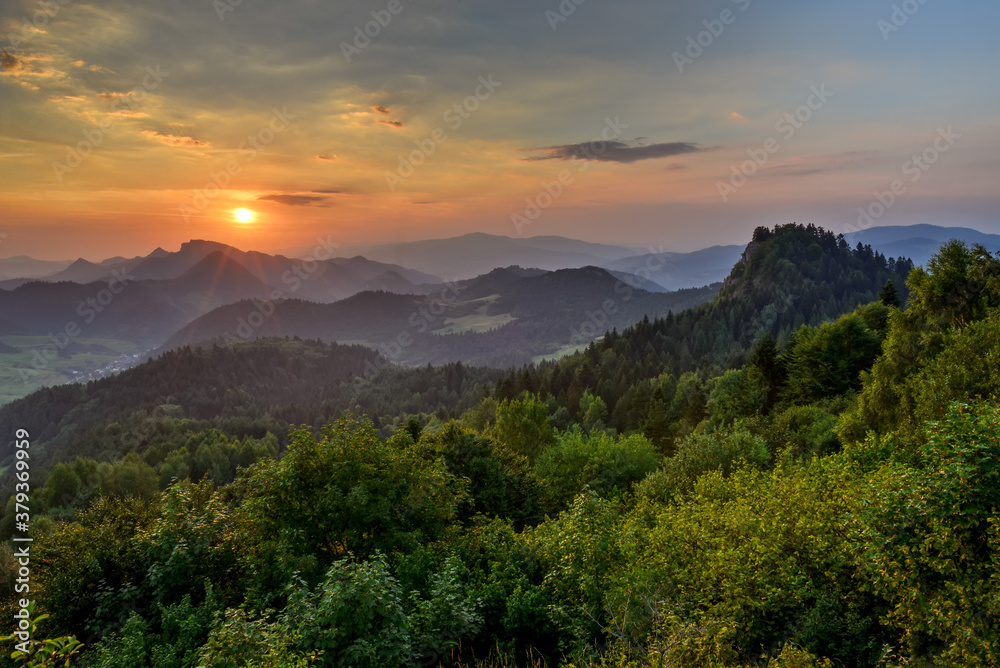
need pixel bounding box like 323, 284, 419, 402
499, 223, 914, 419
161, 267, 721, 367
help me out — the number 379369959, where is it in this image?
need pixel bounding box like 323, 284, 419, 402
14, 429, 30, 527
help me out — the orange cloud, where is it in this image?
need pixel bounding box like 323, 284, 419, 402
1, 52, 19, 70
141, 130, 210, 148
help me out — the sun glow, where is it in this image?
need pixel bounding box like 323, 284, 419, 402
234, 208, 255, 224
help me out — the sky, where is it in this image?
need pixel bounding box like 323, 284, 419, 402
0, 0, 998, 261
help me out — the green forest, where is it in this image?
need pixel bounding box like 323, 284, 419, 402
3, 224, 1000, 667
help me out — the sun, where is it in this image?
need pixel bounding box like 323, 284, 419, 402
234, 208, 256, 224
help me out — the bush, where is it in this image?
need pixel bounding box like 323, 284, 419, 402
534, 429, 659, 512
636, 425, 770, 502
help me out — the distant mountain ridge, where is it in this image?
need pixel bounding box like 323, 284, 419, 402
0, 256, 73, 280
161, 265, 722, 368
845, 224, 1000, 266
494, 223, 918, 427
5, 225, 982, 403
1, 234, 786, 299
327, 233, 640, 280
7, 225, 998, 288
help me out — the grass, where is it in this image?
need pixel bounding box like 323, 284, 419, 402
432, 312, 517, 335
531, 343, 591, 365
0, 336, 142, 405
432, 294, 516, 335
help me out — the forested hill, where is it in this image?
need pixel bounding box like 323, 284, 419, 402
160, 266, 720, 368
7, 234, 1000, 668
497, 223, 913, 419
0, 338, 502, 492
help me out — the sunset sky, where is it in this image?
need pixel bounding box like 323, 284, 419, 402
0, 0, 998, 260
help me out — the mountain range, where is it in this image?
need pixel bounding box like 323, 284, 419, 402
160, 265, 721, 368
845, 224, 1000, 266
299, 233, 642, 280
0, 224, 995, 404
0, 237, 726, 403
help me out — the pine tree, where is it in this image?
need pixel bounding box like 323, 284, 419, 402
879, 279, 901, 308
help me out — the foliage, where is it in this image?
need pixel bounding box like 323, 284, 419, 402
636, 425, 771, 502
282, 554, 412, 668
706, 367, 769, 428
782, 309, 884, 404
497, 223, 913, 430
196, 607, 320, 668
233, 415, 466, 606
9, 231, 1000, 667
415, 422, 543, 528
30, 496, 157, 640
140, 479, 236, 605
856, 402, 1000, 666
489, 393, 557, 463
0, 605, 83, 668
841, 241, 1000, 444
534, 429, 659, 513
406, 557, 483, 665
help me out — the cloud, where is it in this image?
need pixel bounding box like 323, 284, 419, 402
141, 131, 209, 148
761, 151, 879, 177
315, 154, 336, 161
524, 140, 703, 164
372, 105, 391, 114
1, 51, 19, 71
378, 119, 404, 128
258, 194, 328, 207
